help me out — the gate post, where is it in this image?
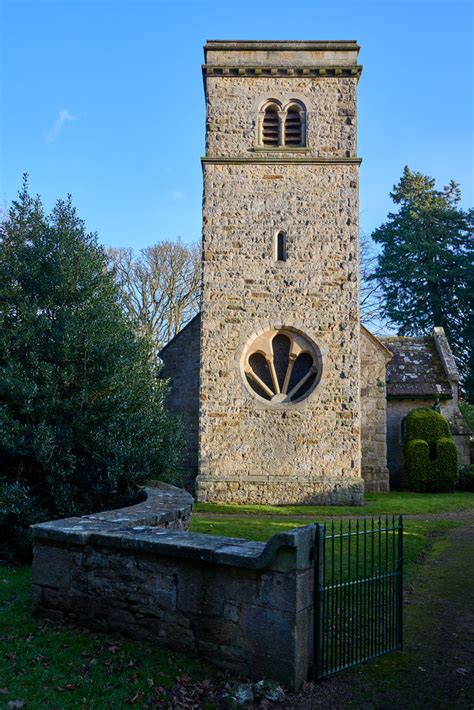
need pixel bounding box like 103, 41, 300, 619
313, 523, 325, 680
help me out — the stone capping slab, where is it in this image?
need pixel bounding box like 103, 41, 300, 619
433, 326, 460, 384
31, 484, 316, 572
85, 483, 193, 526
204, 40, 360, 52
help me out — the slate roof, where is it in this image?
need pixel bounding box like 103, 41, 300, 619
379, 336, 452, 398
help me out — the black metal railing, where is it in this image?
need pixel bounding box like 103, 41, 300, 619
313, 515, 403, 680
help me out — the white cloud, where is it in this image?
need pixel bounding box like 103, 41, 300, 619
46, 109, 77, 142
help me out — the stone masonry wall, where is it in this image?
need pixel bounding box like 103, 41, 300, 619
360, 328, 390, 492
197, 46, 364, 505
205, 76, 357, 160
31, 487, 315, 690
160, 315, 200, 482
198, 163, 362, 504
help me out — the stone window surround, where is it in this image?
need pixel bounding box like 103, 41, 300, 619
275, 230, 288, 262
239, 324, 324, 409
256, 99, 307, 150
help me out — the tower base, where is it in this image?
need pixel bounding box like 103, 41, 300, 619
196, 476, 364, 506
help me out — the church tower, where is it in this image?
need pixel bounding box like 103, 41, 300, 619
196, 41, 364, 504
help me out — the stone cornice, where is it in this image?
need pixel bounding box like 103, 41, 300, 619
202, 156, 362, 166
205, 40, 360, 53
203, 64, 362, 79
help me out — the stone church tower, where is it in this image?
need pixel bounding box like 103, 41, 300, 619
196, 41, 364, 504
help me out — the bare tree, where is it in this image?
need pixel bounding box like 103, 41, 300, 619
108, 240, 201, 353
360, 232, 392, 334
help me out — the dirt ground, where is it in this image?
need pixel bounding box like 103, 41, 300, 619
285, 514, 474, 709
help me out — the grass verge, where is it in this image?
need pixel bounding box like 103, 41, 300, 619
194, 491, 474, 518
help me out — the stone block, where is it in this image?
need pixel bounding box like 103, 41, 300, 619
259, 568, 313, 612
32, 545, 73, 590
240, 603, 295, 654
192, 616, 244, 647
31, 583, 43, 612
223, 601, 240, 622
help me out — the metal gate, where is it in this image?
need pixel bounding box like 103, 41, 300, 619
313, 515, 403, 680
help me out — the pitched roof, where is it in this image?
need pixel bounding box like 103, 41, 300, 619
360, 324, 393, 359
158, 313, 201, 357
378, 336, 452, 398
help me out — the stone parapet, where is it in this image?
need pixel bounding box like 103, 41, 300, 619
31, 488, 316, 690
38, 482, 194, 533
204, 40, 361, 69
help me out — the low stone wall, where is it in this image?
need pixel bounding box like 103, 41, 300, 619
31, 484, 315, 690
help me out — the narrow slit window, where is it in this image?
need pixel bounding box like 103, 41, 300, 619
276, 231, 287, 261
262, 105, 279, 146
284, 105, 302, 146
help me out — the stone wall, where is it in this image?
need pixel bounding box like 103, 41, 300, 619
160, 315, 200, 482
197, 42, 364, 505
31, 486, 315, 690
360, 327, 391, 492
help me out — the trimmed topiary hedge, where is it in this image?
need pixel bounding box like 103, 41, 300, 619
403, 439, 430, 492
403, 408, 458, 493
433, 437, 459, 492
404, 407, 450, 444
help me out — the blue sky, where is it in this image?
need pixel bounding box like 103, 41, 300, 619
1, 0, 473, 250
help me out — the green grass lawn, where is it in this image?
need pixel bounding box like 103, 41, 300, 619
194, 491, 474, 518
0, 566, 217, 709
190, 516, 460, 581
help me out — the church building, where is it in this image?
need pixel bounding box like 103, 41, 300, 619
160, 41, 470, 504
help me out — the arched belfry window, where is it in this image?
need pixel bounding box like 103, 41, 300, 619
275, 231, 287, 262
258, 100, 306, 148
262, 104, 280, 146
284, 105, 303, 146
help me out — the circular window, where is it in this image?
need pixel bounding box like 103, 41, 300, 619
242, 329, 321, 405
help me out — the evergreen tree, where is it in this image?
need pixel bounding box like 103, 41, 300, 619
371, 166, 474, 398
0, 177, 181, 559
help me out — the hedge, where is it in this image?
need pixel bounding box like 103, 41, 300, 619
434, 437, 458, 492
404, 408, 450, 445
403, 439, 429, 493
403, 408, 458, 493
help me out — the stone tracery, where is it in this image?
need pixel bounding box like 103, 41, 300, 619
243, 329, 320, 403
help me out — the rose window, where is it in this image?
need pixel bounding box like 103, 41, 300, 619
243, 329, 321, 404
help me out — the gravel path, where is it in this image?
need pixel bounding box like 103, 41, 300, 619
284, 515, 474, 709
195, 511, 474, 523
